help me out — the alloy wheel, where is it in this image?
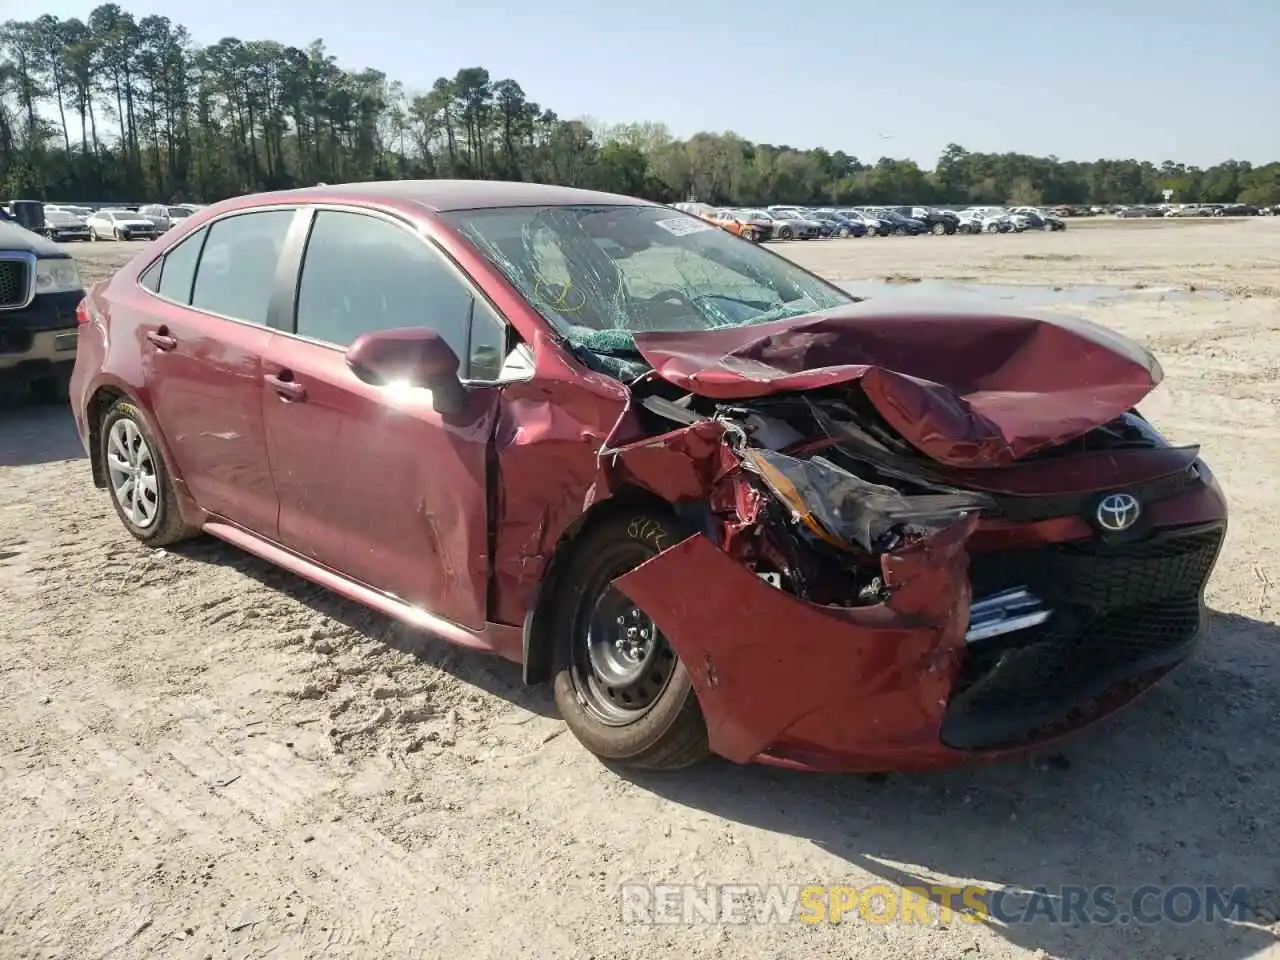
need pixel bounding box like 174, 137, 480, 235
106, 417, 160, 529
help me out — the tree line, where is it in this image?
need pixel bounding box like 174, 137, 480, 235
2, 4, 1278, 208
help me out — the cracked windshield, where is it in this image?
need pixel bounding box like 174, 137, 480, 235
445, 205, 852, 355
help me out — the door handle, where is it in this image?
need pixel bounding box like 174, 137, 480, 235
146, 328, 177, 350
264, 373, 306, 400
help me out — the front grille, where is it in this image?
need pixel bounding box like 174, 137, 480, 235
942, 523, 1225, 749
0, 259, 31, 309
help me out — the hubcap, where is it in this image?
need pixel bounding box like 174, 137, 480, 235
106, 418, 160, 529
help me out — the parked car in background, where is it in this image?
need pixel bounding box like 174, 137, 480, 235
836, 209, 892, 237
69, 179, 1229, 773
706, 209, 766, 242
959, 209, 1016, 233
86, 209, 160, 241
871, 210, 927, 236
767, 207, 831, 238
41, 208, 92, 242
1117, 205, 1163, 218
724, 209, 777, 241
139, 203, 198, 232
744, 209, 820, 240
1218, 203, 1258, 216
899, 207, 959, 236
0, 218, 85, 401
948, 210, 985, 234
1010, 208, 1068, 232
804, 210, 865, 238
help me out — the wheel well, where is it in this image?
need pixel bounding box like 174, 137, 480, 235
520, 485, 680, 685
86, 386, 126, 488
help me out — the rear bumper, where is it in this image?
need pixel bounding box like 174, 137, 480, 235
613, 477, 1228, 772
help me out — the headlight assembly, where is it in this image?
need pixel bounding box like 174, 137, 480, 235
741, 448, 993, 552
34, 258, 83, 295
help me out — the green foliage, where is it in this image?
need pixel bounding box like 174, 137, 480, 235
1, 7, 1277, 207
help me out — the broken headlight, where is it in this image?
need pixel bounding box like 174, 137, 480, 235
741, 449, 994, 552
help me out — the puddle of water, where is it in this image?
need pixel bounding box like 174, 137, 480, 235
838, 279, 1224, 306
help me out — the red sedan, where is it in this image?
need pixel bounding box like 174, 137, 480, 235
70, 181, 1227, 772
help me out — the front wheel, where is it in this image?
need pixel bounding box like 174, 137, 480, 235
551, 510, 710, 770
986, 222, 1001, 233
837, 226, 850, 238
931, 222, 947, 236
893, 226, 906, 236
113, 227, 122, 241
776, 225, 794, 240
89, 227, 99, 241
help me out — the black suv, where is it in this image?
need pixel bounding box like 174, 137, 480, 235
0, 221, 86, 401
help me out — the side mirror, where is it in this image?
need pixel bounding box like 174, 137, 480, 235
345, 327, 468, 415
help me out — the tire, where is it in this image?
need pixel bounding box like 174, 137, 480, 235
866, 226, 877, 237
838, 226, 850, 238
100, 398, 201, 547
931, 222, 946, 236
550, 509, 710, 770
986, 222, 1000, 233
893, 226, 906, 236
89, 227, 99, 241
776, 226, 793, 240
113, 227, 121, 241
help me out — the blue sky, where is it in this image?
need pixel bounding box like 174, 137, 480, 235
36, 0, 1280, 167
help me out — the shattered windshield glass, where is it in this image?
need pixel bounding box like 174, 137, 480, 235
442, 204, 852, 356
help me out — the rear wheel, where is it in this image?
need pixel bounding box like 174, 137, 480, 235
89, 227, 99, 241
112, 227, 122, 241
100, 398, 200, 547
838, 226, 850, 238
931, 222, 946, 236
551, 510, 710, 770
893, 226, 906, 236
986, 222, 1001, 233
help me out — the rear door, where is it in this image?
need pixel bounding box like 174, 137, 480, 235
142, 207, 301, 537
260, 207, 508, 630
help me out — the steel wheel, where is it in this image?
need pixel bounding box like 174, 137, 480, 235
106, 416, 160, 529
569, 545, 678, 726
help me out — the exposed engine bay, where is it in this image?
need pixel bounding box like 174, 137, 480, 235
620, 373, 1193, 610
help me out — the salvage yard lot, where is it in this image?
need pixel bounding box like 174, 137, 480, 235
1, 217, 1277, 959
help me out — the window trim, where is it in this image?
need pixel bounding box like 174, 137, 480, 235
280, 203, 516, 384
133, 205, 302, 331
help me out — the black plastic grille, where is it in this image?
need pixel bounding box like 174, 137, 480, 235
0, 259, 30, 308
943, 523, 1225, 749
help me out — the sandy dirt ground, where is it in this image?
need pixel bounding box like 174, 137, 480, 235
1, 218, 1278, 960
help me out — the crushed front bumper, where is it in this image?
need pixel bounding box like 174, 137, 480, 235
613, 480, 1228, 773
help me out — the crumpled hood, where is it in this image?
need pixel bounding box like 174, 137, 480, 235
629, 301, 1162, 468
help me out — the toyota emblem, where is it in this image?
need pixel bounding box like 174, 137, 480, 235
1096, 492, 1141, 532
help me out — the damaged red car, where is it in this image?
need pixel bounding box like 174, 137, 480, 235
70, 181, 1228, 773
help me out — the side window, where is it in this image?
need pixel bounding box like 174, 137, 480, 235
295, 210, 485, 374
139, 260, 161, 293
155, 226, 206, 304
190, 210, 293, 325
467, 297, 507, 381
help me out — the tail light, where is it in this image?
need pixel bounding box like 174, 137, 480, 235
75, 298, 90, 325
